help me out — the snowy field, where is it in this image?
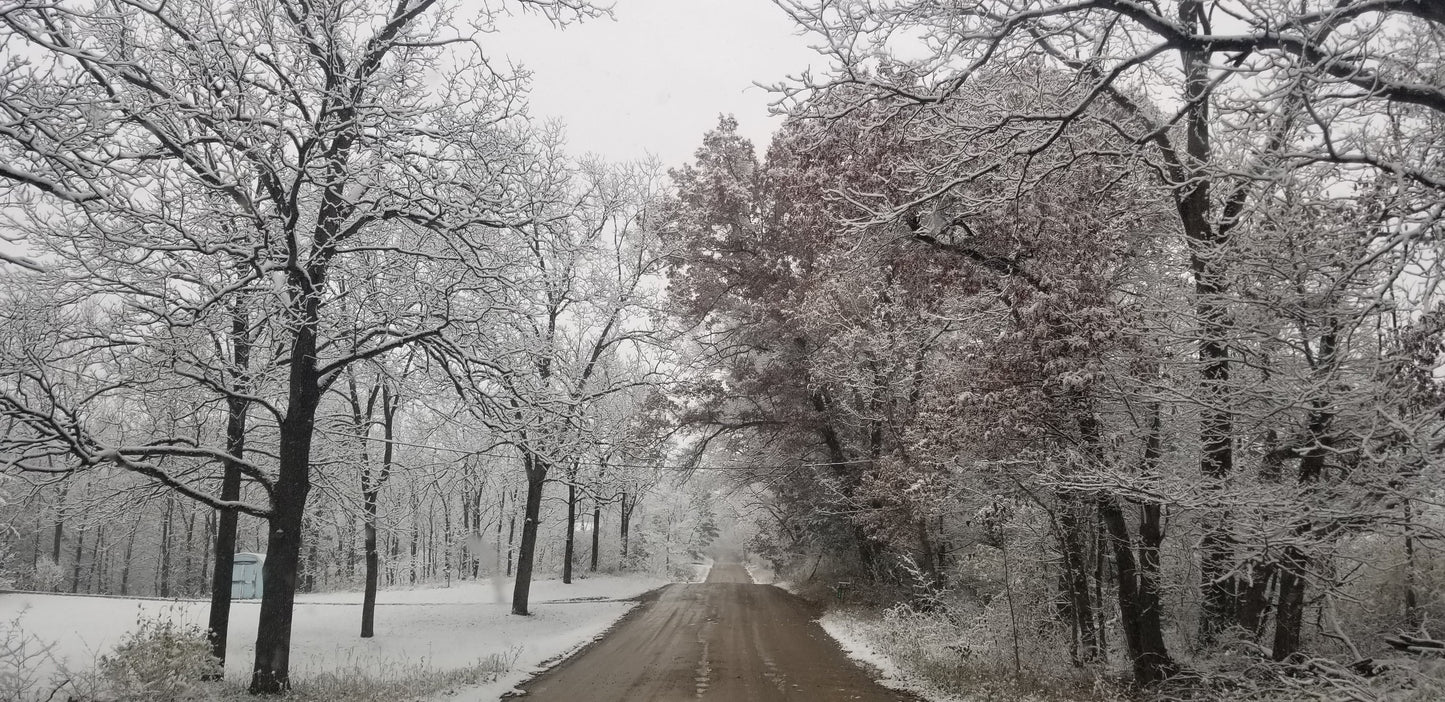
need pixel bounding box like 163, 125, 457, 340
2, 573, 667, 700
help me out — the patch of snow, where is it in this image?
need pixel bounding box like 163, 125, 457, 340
424, 599, 641, 702
817, 610, 961, 702
688, 555, 715, 583
1, 573, 666, 699
741, 557, 779, 586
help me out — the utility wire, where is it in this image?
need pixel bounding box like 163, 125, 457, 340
314, 427, 876, 473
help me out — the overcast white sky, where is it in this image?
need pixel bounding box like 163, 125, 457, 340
488, 0, 820, 169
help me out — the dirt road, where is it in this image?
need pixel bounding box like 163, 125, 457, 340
516, 560, 913, 701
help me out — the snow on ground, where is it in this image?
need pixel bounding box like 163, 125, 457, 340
688, 556, 714, 583
2, 573, 666, 700
818, 609, 959, 702
741, 556, 777, 586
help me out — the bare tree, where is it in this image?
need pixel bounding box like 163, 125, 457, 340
0, 0, 603, 691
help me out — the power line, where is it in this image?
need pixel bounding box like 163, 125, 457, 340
313, 427, 876, 473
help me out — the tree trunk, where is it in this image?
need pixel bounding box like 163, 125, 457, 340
619, 492, 631, 567
563, 481, 576, 584
1082, 400, 1175, 683
1237, 563, 1276, 639
201, 511, 214, 597
120, 514, 139, 596
590, 501, 601, 573
442, 497, 452, 586
88, 529, 103, 594
249, 322, 323, 694
1272, 550, 1308, 661
51, 483, 66, 567
915, 518, 941, 592
1272, 327, 1337, 661
362, 383, 397, 638
1174, 2, 1240, 644
388, 531, 399, 586
70, 526, 85, 594
511, 456, 547, 615
31, 508, 42, 572
494, 489, 505, 578
410, 489, 420, 585
1406, 498, 1421, 628
158, 497, 173, 597
1099, 496, 1177, 684
1058, 494, 1099, 664
183, 508, 196, 595
507, 488, 517, 577
361, 493, 380, 638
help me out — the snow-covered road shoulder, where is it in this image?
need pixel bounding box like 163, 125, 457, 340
817, 610, 929, 696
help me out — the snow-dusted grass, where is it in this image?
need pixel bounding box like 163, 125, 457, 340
819, 610, 925, 696
1, 573, 666, 701
817, 607, 1114, 702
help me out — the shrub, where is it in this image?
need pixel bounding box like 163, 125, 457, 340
30, 556, 65, 592
96, 613, 221, 701
0, 613, 71, 702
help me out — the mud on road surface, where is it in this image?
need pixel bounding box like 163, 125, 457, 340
516, 560, 914, 701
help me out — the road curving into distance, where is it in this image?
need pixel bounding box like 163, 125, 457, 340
515, 557, 916, 701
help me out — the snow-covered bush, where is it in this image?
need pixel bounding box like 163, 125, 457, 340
0, 482, 16, 589
96, 614, 221, 701
30, 556, 65, 592
0, 544, 15, 590
0, 614, 70, 702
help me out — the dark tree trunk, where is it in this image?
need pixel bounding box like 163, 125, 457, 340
507, 488, 517, 577
1237, 563, 1276, 638
183, 509, 196, 595
1272, 326, 1337, 661
1167, 0, 1240, 645
88, 529, 103, 594
1058, 494, 1099, 664
362, 383, 397, 637
915, 518, 942, 591
51, 484, 66, 567
511, 455, 547, 615
201, 511, 214, 595
1083, 400, 1175, 683
441, 498, 452, 585
410, 488, 420, 586
361, 496, 380, 637
1094, 518, 1107, 659
120, 514, 139, 596
619, 492, 632, 567
158, 498, 174, 597
493, 489, 505, 577
208, 397, 244, 665
1240, 430, 1287, 639
460, 481, 471, 580
1272, 552, 1308, 660
70, 526, 85, 594
1272, 453, 1326, 659
388, 532, 399, 586
249, 318, 323, 694
31, 509, 42, 572
424, 508, 434, 580
563, 481, 576, 584
1099, 497, 1177, 684
590, 501, 601, 573
1406, 498, 1421, 628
